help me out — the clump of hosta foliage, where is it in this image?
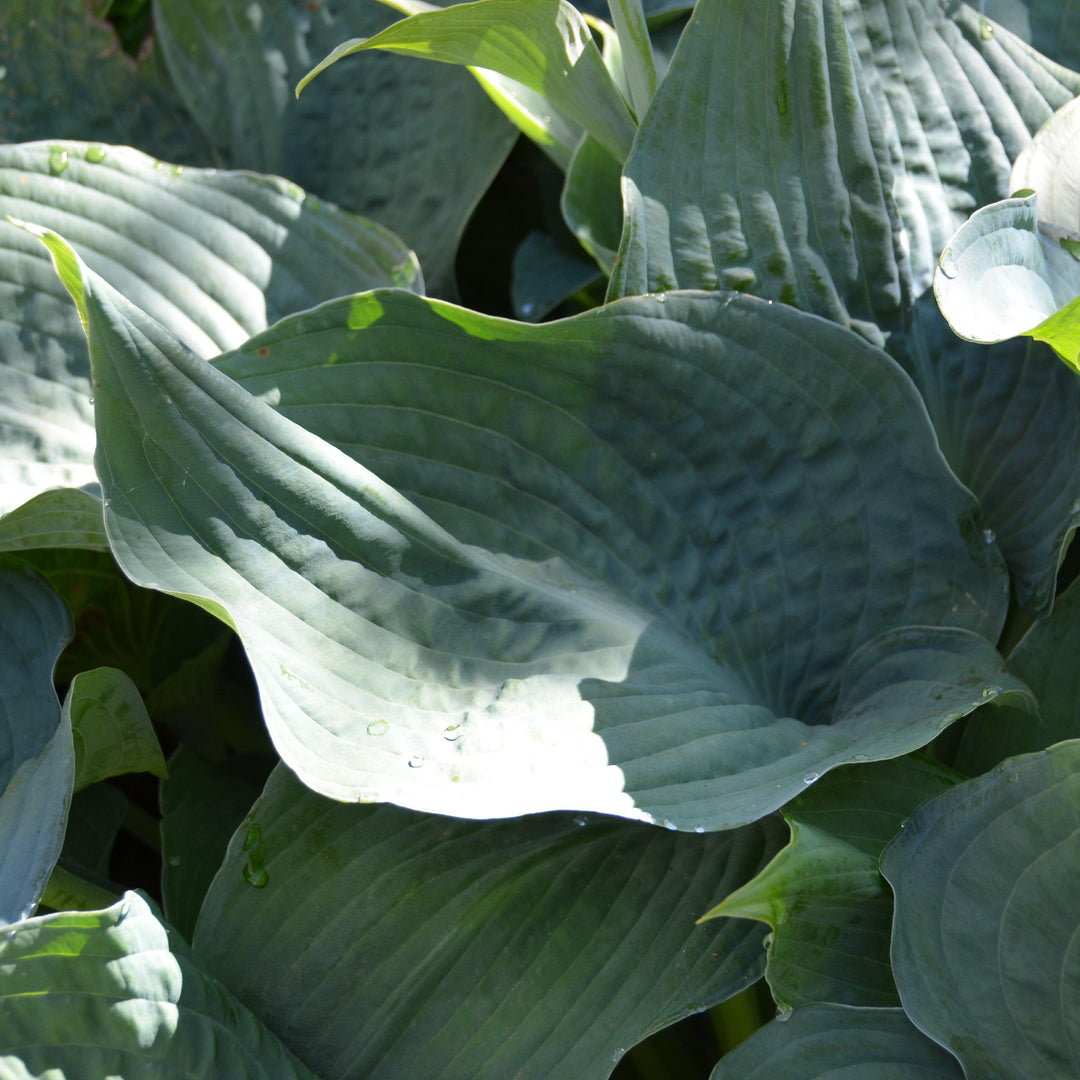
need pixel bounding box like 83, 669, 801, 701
1, 1, 1079, 1077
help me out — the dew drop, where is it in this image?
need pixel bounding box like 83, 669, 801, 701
88, 396, 94, 405
803, 771, 820, 785
979, 16, 994, 38
118, 897, 131, 918
243, 861, 269, 888
982, 528, 996, 545
982, 685, 1004, 699
4, 928, 15, 943
612, 1049, 626, 1063
85, 144, 107, 163
693, 825, 706, 834
167, 854, 182, 868
366, 719, 389, 736
407, 755, 425, 769
153, 160, 165, 171
442, 723, 464, 742
242, 822, 261, 851
662, 818, 677, 831
542, 114, 552, 124
171, 164, 184, 177
103, 498, 111, 509
48, 147, 69, 176
572, 814, 589, 827
939, 250, 959, 279
776, 1005, 793, 1022
520, 301, 537, 318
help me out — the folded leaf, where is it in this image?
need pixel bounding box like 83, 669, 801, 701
195, 764, 784, 1080
36, 225, 1011, 827
65, 666, 168, 791
882, 740, 1080, 1080
710, 1004, 964, 1078
0, 557, 73, 924
0, 891, 320, 1079
702, 756, 961, 1009
298, 0, 637, 163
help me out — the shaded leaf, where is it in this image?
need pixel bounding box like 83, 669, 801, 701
882, 740, 1080, 1080
511, 230, 602, 321
154, 0, 517, 288
160, 747, 270, 942
64, 666, 167, 791
0, 557, 73, 924
710, 1004, 964, 1078
195, 764, 784, 1080
60, 781, 127, 876
40, 228, 1011, 827
562, 133, 623, 273
957, 574, 1080, 774
703, 756, 960, 1009
299, 0, 636, 163
0, 891, 320, 1078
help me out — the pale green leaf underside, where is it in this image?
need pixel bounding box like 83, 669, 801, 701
711, 1004, 964, 1078
64, 666, 168, 792
195, 765, 784, 1080
1012, 94, 1080, 241
0, 486, 107, 552
152, 0, 516, 290
0, 140, 420, 513
704, 756, 960, 1009
41, 225, 1012, 828
610, 0, 909, 346
0, 558, 73, 925
883, 740, 1080, 1080
0, 892, 320, 1079
298, 0, 637, 163
933, 193, 1080, 365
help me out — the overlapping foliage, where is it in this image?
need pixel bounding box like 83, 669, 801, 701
0, 1, 1078, 1077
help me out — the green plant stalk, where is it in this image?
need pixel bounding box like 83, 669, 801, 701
710, 982, 768, 1056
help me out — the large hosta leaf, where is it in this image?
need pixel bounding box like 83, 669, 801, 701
609, 0, 910, 346
882, 740, 1080, 1080
37, 226, 1012, 826
0, 891, 319, 1078
153, 0, 517, 289
195, 765, 783, 1080
0, 557, 73, 925
0, 139, 420, 512
841, 0, 1080, 293
711, 1004, 964, 1078
701, 755, 962, 1009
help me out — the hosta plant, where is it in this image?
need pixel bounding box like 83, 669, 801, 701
0, 1, 1079, 1078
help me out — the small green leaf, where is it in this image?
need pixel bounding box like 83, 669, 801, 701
0, 486, 107, 552
511, 230, 602, 321
702, 756, 960, 1009
561, 133, 624, 273
882, 740, 1080, 1080
298, 0, 637, 163
64, 666, 168, 791
0, 892, 321, 1078
606, 0, 657, 117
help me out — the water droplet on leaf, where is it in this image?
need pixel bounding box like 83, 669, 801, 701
243, 861, 269, 888
167, 855, 182, 867
776, 1005, 792, 1022
803, 772, 820, 785
693, 825, 706, 834
85, 145, 107, 163
242, 823, 261, 851
572, 814, 589, 827
982, 528, 996, 545
367, 720, 389, 736
48, 147, 68, 175
442, 723, 464, 742
939, 250, 959, 279
979, 17, 994, 38
407, 755, 425, 768
662, 818, 677, 830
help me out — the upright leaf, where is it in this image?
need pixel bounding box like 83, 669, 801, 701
153, 0, 516, 289
609, 0, 910, 346
882, 740, 1080, 1080
38, 228, 1011, 827
0, 557, 73, 924
0, 892, 320, 1079
298, 0, 637, 163
195, 765, 784, 1080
